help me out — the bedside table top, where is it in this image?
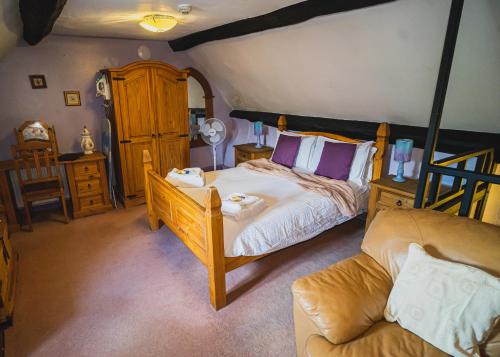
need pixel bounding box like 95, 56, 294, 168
370, 176, 419, 197
234, 143, 274, 153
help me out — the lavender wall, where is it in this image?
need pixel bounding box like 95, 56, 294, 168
0, 34, 232, 168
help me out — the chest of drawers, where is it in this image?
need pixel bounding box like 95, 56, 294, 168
63, 152, 113, 218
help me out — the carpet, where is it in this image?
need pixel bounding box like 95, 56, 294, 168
6, 206, 364, 357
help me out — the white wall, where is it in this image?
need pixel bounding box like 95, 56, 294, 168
188, 76, 205, 108
185, 0, 500, 134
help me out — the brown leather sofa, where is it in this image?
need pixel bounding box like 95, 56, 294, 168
292, 209, 500, 357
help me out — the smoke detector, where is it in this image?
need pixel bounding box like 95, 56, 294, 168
177, 4, 192, 15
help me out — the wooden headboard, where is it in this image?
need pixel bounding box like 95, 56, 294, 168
277, 115, 390, 181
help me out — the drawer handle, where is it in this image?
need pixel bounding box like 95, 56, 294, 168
90, 200, 94, 205
396, 200, 402, 207
84, 166, 89, 172
87, 183, 91, 189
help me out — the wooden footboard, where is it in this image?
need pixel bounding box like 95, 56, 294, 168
143, 150, 227, 309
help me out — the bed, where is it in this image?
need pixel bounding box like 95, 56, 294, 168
142, 116, 390, 310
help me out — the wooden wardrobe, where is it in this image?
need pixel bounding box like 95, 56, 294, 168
104, 61, 189, 207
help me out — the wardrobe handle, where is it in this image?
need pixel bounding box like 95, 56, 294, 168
396, 200, 403, 207
179, 134, 189, 138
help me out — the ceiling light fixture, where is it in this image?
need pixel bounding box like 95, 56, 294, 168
139, 14, 177, 33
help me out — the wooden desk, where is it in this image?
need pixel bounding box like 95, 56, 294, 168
0, 217, 18, 326
0, 161, 19, 232
0, 152, 113, 228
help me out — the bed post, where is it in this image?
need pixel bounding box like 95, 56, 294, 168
372, 122, 390, 181
204, 186, 226, 310
143, 150, 160, 230
277, 115, 287, 131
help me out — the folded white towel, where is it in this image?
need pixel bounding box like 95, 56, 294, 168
165, 167, 205, 188
221, 193, 266, 221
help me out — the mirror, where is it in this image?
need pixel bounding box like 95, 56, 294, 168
186, 67, 214, 147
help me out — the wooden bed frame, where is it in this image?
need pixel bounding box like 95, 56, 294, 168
142, 115, 390, 310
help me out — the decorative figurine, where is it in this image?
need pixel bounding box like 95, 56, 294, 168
80, 126, 95, 155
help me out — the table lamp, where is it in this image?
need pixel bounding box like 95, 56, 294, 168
254, 121, 263, 148
393, 139, 413, 182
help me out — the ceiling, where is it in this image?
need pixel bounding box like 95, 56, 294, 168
52, 0, 304, 40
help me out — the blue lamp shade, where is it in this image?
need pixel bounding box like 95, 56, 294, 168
254, 121, 263, 148
393, 139, 414, 183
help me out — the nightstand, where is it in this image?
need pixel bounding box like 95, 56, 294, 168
234, 144, 273, 166
366, 176, 418, 230
62, 152, 113, 218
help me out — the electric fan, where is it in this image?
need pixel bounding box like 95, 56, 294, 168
200, 118, 226, 171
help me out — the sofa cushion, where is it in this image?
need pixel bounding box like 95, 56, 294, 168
292, 253, 392, 345
305, 321, 448, 357
361, 209, 500, 281
385, 243, 500, 357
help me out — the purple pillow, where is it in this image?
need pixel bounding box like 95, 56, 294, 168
314, 141, 357, 180
271, 134, 301, 168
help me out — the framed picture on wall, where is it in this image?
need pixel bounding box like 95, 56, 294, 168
29, 74, 47, 89
63, 91, 81, 106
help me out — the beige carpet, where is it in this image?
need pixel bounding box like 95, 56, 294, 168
6, 206, 364, 357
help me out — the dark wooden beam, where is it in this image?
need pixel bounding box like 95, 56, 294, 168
230, 110, 500, 159
169, 0, 396, 52
19, 0, 67, 45
414, 0, 464, 208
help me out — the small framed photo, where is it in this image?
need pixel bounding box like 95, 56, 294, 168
29, 74, 47, 89
64, 91, 81, 106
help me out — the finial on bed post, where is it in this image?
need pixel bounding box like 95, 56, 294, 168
277, 115, 287, 131
143, 149, 159, 230
204, 186, 226, 310
373, 122, 390, 181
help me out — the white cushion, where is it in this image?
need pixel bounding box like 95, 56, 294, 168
385, 243, 500, 357
273, 131, 317, 171
308, 136, 374, 182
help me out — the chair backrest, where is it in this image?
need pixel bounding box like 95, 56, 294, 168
14, 120, 59, 154
361, 208, 500, 280
11, 142, 62, 187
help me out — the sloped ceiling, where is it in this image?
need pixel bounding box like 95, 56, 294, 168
184, 0, 500, 133
0, 0, 22, 60
52, 0, 303, 40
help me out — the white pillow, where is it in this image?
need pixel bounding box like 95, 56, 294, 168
362, 146, 377, 184
385, 243, 500, 357
273, 131, 317, 171
308, 136, 375, 182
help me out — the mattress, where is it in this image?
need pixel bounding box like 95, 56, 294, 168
178, 167, 369, 257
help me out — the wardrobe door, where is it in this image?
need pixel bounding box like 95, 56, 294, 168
152, 67, 189, 177
114, 67, 156, 200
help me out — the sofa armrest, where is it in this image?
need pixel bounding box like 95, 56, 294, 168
292, 253, 392, 344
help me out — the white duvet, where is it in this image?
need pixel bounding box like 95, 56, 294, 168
178, 167, 369, 257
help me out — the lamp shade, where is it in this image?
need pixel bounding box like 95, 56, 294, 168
254, 121, 263, 136
394, 139, 413, 162
139, 15, 177, 33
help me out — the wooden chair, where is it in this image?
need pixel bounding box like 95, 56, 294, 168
14, 120, 59, 154
11, 142, 69, 231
